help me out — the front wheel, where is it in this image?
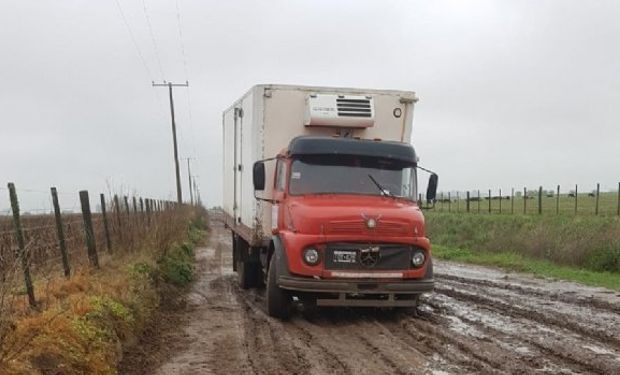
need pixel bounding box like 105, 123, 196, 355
266, 256, 292, 319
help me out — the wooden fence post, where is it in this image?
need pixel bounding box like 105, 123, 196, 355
448, 192, 451, 212
132, 196, 138, 215
511, 188, 514, 214
114, 194, 122, 239
617, 182, 620, 217
556, 185, 560, 215
466, 191, 470, 213
8, 183, 36, 307
80, 191, 99, 268
100, 194, 112, 252
477, 190, 481, 213
499, 188, 502, 214
51, 187, 71, 277
124, 196, 130, 217
595, 183, 600, 215
146, 199, 152, 224
456, 192, 460, 212
488, 189, 492, 213
538, 186, 543, 215
575, 184, 578, 215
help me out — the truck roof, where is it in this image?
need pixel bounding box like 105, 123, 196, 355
224, 84, 418, 113
288, 136, 417, 164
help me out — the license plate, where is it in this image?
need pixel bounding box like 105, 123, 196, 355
333, 250, 357, 263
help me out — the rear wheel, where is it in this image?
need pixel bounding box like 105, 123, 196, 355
237, 259, 259, 289
266, 256, 292, 319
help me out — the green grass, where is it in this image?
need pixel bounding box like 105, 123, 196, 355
433, 244, 620, 291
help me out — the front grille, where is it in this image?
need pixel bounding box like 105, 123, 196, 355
325, 220, 410, 237
324, 243, 412, 270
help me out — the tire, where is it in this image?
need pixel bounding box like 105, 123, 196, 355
237, 259, 259, 289
266, 256, 292, 319
232, 234, 238, 272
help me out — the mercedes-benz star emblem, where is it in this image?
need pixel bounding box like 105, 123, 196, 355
360, 246, 381, 268
366, 218, 377, 229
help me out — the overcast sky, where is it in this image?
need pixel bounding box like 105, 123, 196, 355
1, 0, 619, 210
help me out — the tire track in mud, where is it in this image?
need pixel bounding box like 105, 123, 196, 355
435, 285, 620, 351
423, 293, 614, 375
436, 273, 620, 314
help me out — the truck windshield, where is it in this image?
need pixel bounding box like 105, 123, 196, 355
289, 155, 417, 200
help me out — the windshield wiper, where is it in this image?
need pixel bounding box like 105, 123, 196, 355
368, 174, 395, 198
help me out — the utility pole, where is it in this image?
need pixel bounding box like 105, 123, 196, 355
152, 80, 189, 204
183, 157, 194, 205
192, 176, 200, 206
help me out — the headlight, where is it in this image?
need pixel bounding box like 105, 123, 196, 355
411, 250, 426, 267
303, 248, 320, 266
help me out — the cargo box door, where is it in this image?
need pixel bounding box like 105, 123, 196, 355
233, 107, 243, 223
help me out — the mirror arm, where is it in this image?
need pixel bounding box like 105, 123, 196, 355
254, 193, 279, 204
417, 165, 437, 175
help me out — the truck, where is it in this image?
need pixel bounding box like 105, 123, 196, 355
222, 84, 437, 318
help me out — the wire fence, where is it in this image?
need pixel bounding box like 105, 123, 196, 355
0, 182, 193, 315
428, 182, 620, 216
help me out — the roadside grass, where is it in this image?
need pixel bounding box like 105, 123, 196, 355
433, 245, 620, 291
426, 211, 620, 290
0, 212, 208, 375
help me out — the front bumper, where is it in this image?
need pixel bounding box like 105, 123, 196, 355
279, 275, 434, 293
278, 275, 434, 306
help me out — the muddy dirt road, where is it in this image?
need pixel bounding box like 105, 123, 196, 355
140, 221, 620, 374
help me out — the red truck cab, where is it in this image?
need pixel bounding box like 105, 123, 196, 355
244, 136, 437, 318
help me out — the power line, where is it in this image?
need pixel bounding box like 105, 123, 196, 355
174, 0, 199, 160
174, 0, 189, 80
113, 0, 154, 82
141, 0, 165, 79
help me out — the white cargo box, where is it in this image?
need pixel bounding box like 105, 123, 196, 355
222, 84, 418, 245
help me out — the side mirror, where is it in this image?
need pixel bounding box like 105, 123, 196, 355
253, 161, 266, 191
426, 173, 438, 203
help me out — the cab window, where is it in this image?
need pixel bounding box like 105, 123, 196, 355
275, 160, 287, 191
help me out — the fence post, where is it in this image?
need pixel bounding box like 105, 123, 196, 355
575, 184, 578, 215
511, 188, 514, 214
556, 185, 560, 215
80, 191, 99, 268
499, 188, 502, 214
132, 196, 138, 215
477, 190, 481, 213
488, 189, 492, 213
466, 191, 470, 213
456, 192, 460, 212
100, 194, 112, 252
618, 182, 620, 217
448, 192, 451, 212
124, 196, 130, 217
8, 183, 36, 307
146, 199, 151, 224
595, 183, 600, 215
538, 186, 543, 215
51, 187, 71, 277
114, 194, 122, 239
523, 187, 527, 214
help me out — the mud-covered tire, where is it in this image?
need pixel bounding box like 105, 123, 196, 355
232, 234, 238, 272
266, 256, 292, 319
237, 259, 259, 289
